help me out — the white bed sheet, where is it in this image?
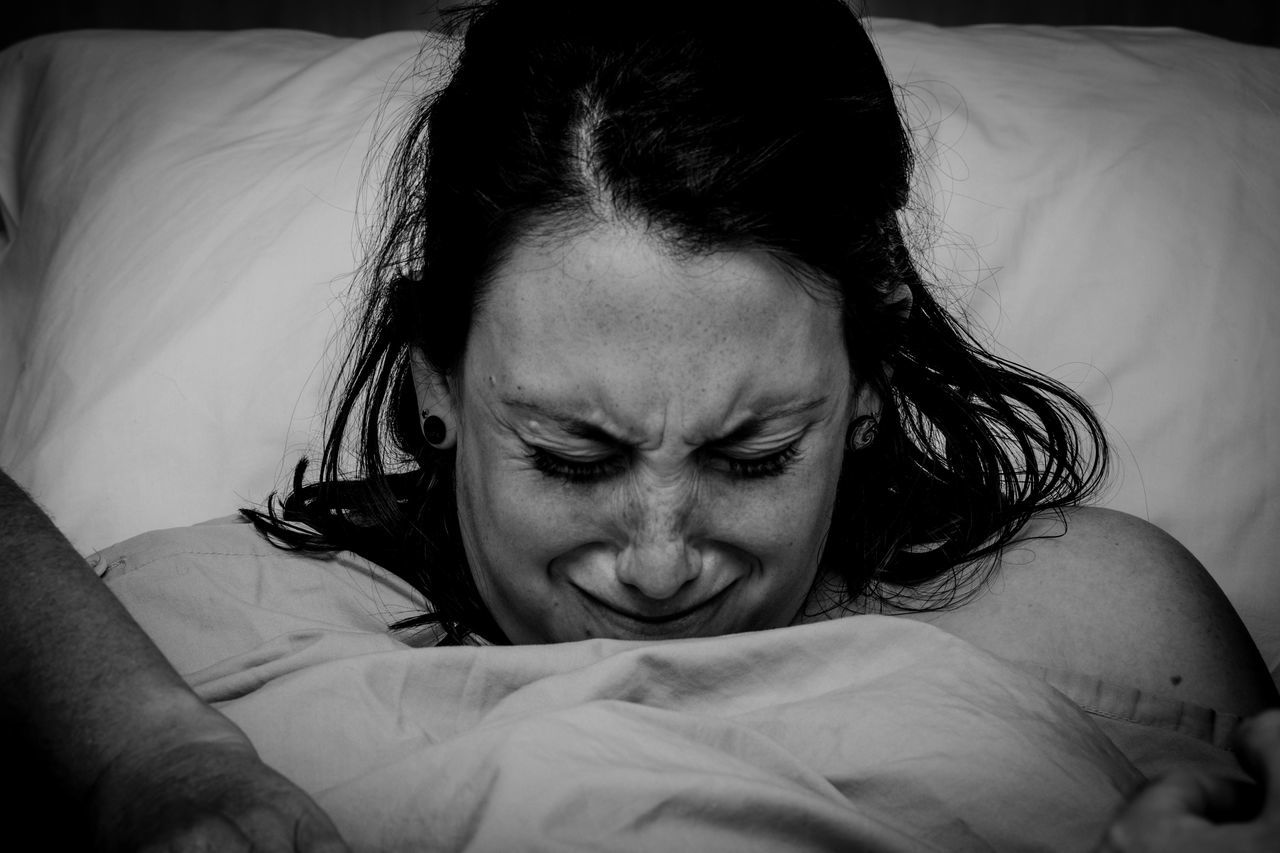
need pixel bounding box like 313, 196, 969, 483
100, 518, 1157, 852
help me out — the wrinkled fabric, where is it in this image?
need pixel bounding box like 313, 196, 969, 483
95, 519, 1247, 851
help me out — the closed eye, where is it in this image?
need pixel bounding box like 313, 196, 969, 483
713, 442, 803, 479
526, 446, 627, 484
525, 439, 804, 485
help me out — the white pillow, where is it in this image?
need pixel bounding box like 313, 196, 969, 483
0, 28, 433, 547
1, 23, 1278, 670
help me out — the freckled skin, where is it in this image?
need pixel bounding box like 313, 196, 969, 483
442, 223, 870, 644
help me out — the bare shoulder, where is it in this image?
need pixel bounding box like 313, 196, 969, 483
894, 507, 1278, 715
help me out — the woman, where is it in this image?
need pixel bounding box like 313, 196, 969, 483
2, 0, 1276, 849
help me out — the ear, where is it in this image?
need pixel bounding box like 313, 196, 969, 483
409, 347, 459, 449
847, 376, 887, 451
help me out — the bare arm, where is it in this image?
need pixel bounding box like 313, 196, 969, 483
0, 468, 350, 851
0, 467, 230, 791
898, 507, 1278, 715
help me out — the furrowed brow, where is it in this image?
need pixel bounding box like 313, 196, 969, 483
706, 397, 829, 446
501, 398, 633, 447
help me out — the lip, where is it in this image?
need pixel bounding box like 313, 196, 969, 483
574, 582, 736, 637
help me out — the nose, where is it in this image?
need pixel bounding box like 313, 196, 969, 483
613, 476, 703, 600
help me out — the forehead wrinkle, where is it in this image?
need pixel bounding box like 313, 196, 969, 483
473, 221, 850, 449
706, 396, 833, 444
500, 396, 645, 445
492, 335, 845, 449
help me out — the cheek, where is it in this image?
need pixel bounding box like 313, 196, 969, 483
453, 438, 594, 618
457, 442, 595, 558
721, 430, 845, 537
711, 451, 845, 611
716, 468, 840, 567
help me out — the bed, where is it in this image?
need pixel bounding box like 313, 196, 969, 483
2, 15, 1278, 852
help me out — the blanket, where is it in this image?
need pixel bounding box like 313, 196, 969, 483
98, 519, 1179, 852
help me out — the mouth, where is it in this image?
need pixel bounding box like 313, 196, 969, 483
574, 582, 736, 638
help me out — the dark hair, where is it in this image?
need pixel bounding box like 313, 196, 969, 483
244, 0, 1108, 643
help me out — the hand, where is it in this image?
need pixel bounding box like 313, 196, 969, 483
86, 731, 351, 852
1098, 708, 1280, 852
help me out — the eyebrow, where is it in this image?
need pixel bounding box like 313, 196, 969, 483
501, 396, 829, 448
501, 399, 634, 447
705, 397, 829, 446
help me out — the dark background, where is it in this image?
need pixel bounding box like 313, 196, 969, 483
6, 0, 1279, 50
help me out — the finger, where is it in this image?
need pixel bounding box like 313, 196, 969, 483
1234, 708, 1280, 814
1122, 770, 1262, 824
294, 810, 354, 853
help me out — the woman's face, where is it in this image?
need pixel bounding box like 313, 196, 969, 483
438, 223, 863, 643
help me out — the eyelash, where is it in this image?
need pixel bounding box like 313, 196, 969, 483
526, 443, 803, 485
723, 442, 803, 479
527, 449, 627, 484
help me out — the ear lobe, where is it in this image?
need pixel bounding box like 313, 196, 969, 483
409, 347, 458, 449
